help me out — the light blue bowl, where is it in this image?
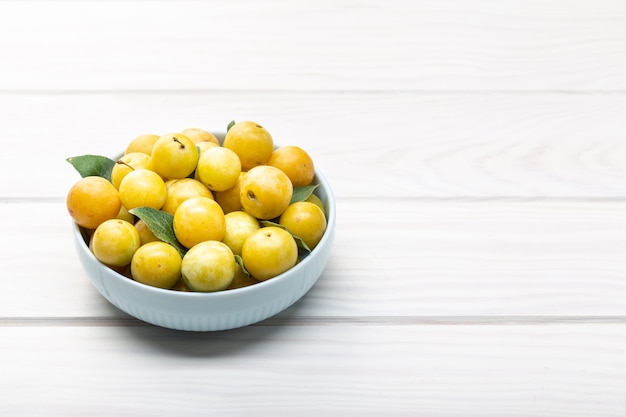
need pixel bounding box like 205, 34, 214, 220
72, 162, 335, 332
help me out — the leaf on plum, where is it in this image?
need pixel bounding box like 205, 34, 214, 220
129, 207, 187, 257
234, 255, 251, 277
290, 184, 319, 204
66, 154, 116, 181
227, 120, 236, 132
259, 220, 311, 252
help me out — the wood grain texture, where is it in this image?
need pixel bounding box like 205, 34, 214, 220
1, 324, 625, 416
2, 0, 626, 414
0, 0, 625, 91
2, 92, 626, 199
4, 199, 626, 318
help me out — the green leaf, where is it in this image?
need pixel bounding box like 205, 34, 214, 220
66, 154, 116, 181
234, 254, 250, 277
290, 184, 319, 204
129, 207, 187, 257
259, 220, 311, 252
227, 120, 236, 132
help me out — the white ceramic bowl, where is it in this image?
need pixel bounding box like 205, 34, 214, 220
72, 153, 335, 332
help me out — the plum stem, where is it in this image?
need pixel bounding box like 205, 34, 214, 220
172, 136, 185, 149
116, 160, 135, 170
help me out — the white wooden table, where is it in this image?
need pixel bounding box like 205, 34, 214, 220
2, 1, 626, 415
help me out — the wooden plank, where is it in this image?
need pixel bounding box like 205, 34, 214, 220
0, 324, 624, 416
1, 1, 626, 91
4, 199, 626, 318
2, 92, 626, 199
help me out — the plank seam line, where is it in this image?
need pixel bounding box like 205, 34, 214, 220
1, 89, 626, 96
2, 316, 626, 328
5, 196, 626, 204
